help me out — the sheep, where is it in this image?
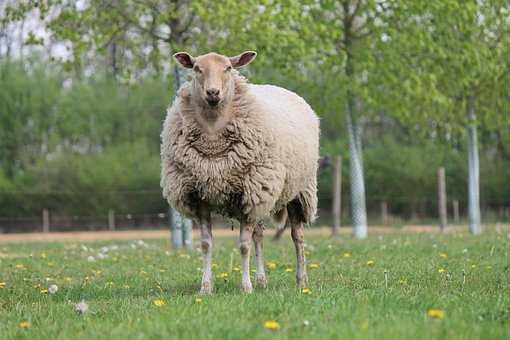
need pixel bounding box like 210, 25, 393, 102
160, 51, 320, 294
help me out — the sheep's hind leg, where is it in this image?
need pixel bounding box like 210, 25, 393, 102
199, 218, 213, 294
239, 223, 254, 293
291, 222, 308, 289
253, 222, 267, 288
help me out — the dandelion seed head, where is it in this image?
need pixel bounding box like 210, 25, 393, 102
48, 284, 58, 294
75, 300, 89, 314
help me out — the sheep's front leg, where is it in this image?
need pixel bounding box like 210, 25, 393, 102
291, 222, 308, 288
199, 219, 213, 294
239, 223, 254, 293
253, 222, 267, 288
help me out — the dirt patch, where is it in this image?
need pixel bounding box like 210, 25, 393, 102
0, 224, 480, 244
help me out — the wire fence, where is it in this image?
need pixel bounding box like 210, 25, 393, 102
1, 190, 509, 233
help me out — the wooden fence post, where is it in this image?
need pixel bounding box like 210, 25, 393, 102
381, 201, 388, 226
438, 167, 447, 231
452, 200, 460, 224
42, 208, 50, 233
108, 209, 115, 231
332, 156, 342, 237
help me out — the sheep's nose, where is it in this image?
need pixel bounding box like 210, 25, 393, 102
206, 88, 220, 97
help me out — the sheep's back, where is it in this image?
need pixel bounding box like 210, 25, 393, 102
248, 84, 320, 222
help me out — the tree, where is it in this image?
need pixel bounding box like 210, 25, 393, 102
380, 0, 510, 234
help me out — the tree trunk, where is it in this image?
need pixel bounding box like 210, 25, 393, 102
437, 167, 447, 231
467, 95, 481, 235
347, 111, 368, 239
342, 3, 368, 239
169, 65, 193, 248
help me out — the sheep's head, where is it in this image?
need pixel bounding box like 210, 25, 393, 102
173, 51, 257, 109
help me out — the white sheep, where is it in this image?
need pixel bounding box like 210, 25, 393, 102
160, 51, 319, 294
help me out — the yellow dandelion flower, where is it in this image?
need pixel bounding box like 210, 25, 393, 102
301, 288, 312, 295
0, 282, 5, 289
233, 266, 240, 272
439, 253, 448, 259
40, 253, 47, 259
438, 268, 447, 273
159, 269, 166, 273
285, 268, 293, 273
195, 298, 203, 304
366, 260, 375, 266
427, 309, 445, 319
266, 262, 277, 270
471, 264, 477, 269
212, 263, 218, 269
47, 262, 55, 267
40, 289, 48, 294
217, 272, 228, 280
398, 278, 407, 285
64, 277, 73, 282
308, 263, 320, 269
343, 252, 352, 258
153, 299, 166, 307
263, 320, 280, 331
15, 264, 25, 270
19, 321, 31, 329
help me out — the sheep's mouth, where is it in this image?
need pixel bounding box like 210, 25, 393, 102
206, 98, 220, 107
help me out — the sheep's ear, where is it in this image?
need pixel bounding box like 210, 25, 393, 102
173, 52, 195, 69
230, 51, 257, 68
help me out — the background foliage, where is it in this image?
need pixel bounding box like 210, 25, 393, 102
0, 0, 509, 227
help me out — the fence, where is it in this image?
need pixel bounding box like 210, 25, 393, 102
1, 164, 510, 233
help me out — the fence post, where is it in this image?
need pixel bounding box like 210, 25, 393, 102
170, 208, 183, 248
108, 209, 115, 231
438, 167, 447, 231
381, 201, 388, 226
332, 156, 342, 237
452, 200, 460, 224
42, 208, 50, 233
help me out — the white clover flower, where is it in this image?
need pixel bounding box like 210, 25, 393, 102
97, 253, 107, 260
75, 300, 89, 314
87, 256, 95, 262
48, 284, 58, 294
100, 246, 109, 254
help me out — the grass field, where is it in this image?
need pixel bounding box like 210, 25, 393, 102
1, 230, 509, 339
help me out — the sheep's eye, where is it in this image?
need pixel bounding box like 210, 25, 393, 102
225, 65, 232, 72
193, 65, 202, 73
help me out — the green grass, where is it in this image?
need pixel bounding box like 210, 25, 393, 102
1, 231, 509, 339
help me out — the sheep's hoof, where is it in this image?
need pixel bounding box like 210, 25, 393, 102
200, 282, 213, 295
241, 281, 253, 294
255, 274, 267, 289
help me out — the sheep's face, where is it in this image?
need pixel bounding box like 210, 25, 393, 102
174, 51, 257, 109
